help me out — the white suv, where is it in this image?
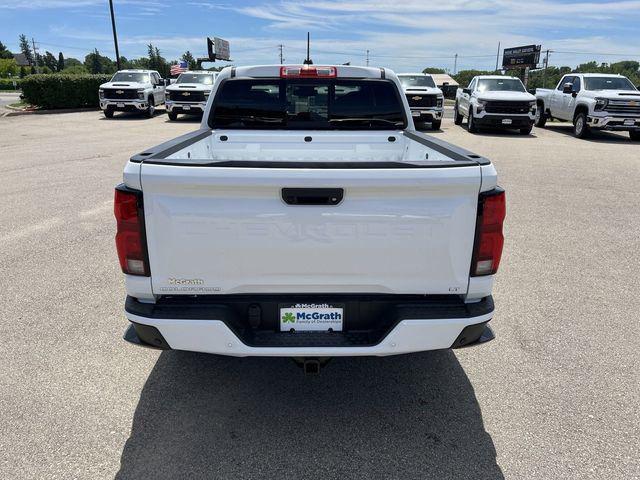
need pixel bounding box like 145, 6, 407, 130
99, 69, 168, 118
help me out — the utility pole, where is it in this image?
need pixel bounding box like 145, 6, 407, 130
108, 0, 121, 70
31, 38, 39, 73
495, 42, 501, 72
542, 49, 552, 88
453, 53, 458, 75
278, 44, 284, 64
366, 49, 369, 66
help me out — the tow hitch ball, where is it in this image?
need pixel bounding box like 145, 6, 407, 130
292, 357, 331, 375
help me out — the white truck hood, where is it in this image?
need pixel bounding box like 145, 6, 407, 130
403, 86, 443, 96
99, 81, 149, 89
581, 90, 640, 100
166, 83, 212, 93
476, 91, 535, 102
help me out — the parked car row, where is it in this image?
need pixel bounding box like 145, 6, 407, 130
453, 73, 640, 140
98, 69, 218, 120
98, 68, 640, 141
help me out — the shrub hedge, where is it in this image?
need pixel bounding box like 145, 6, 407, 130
0, 78, 20, 90
21, 74, 111, 109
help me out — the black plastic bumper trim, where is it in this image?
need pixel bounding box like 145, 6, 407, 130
123, 322, 171, 350
451, 322, 495, 348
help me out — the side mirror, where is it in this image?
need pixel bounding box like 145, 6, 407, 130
442, 82, 449, 87
562, 83, 573, 94
164, 78, 171, 87
463, 88, 472, 95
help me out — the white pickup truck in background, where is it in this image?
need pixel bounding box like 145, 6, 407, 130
535, 73, 640, 140
397, 73, 444, 130
454, 75, 536, 134
165, 70, 219, 121
99, 69, 168, 118
115, 65, 505, 373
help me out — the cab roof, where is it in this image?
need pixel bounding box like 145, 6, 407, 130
182, 70, 219, 75
218, 64, 392, 79
116, 69, 158, 73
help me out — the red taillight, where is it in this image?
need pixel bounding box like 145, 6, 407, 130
471, 188, 506, 276
114, 186, 149, 276
280, 66, 337, 78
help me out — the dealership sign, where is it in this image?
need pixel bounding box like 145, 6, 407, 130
502, 45, 541, 69
207, 37, 231, 62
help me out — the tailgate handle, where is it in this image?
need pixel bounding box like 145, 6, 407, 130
282, 188, 343, 206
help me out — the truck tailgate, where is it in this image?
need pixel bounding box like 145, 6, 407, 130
140, 164, 481, 295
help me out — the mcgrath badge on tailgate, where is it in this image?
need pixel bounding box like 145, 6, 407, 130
280, 303, 344, 332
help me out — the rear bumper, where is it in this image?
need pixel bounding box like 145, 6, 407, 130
587, 115, 640, 131
123, 295, 495, 357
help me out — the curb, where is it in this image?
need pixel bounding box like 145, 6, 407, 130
2, 107, 100, 117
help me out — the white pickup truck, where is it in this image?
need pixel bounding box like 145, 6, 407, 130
397, 73, 444, 130
165, 70, 218, 121
115, 65, 505, 373
535, 73, 640, 140
454, 75, 536, 134
99, 69, 168, 118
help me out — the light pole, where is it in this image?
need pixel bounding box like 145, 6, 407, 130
109, 0, 121, 70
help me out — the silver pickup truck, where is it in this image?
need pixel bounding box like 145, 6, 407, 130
536, 73, 640, 140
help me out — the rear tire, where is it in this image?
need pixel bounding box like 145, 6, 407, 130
145, 96, 155, 118
573, 112, 589, 138
431, 119, 442, 130
629, 130, 640, 141
520, 125, 533, 135
453, 102, 463, 125
534, 103, 547, 127
467, 110, 478, 133
168, 111, 178, 121
103, 108, 114, 119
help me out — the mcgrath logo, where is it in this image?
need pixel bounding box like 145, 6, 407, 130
282, 312, 296, 323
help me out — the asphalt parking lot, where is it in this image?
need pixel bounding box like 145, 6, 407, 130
1, 109, 639, 480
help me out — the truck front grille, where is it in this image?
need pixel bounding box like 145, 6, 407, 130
406, 94, 437, 108
168, 90, 206, 102
606, 100, 640, 116
484, 101, 530, 114
103, 88, 138, 100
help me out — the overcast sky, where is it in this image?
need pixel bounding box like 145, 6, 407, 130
2, 0, 640, 72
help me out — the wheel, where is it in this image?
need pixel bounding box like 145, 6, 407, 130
431, 119, 442, 130
629, 130, 640, 141
467, 110, 478, 133
103, 108, 114, 119
573, 112, 589, 138
534, 103, 547, 127
144, 96, 155, 118
168, 111, 178, 121
520, 125, 533, 135
453, 102, 463, 125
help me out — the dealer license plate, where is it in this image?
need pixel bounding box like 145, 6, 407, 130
116, 103, 124, 108
624, 119, 635, 126
280, 303, 344, 332
501, 119, 512, 125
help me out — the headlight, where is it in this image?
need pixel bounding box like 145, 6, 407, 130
165, 91, 171, 101
204, 91, 210, 97
437, 96, 443, 107
476, 99, 487, 112
595, 98, 608, 111
137, 89, 145, 100
99, 89, 104, 99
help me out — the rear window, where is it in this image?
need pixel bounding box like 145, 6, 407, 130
209, 78, 407, 130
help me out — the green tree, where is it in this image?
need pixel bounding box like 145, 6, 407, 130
64, 57, 82, 67
20, 66, 26, 78
84, 49, 115, 74
57, 52, 64, 72
42, 51, 58, 71
422, 67, 446, 74
181, 50, 197, 70
62, 64, 89, 75
0, 41, 13, 59
19, 34, 33, 64
453, 69, 494, 88
0, 58, 18, 77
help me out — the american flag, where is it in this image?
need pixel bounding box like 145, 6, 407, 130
170, 61, 188, 76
